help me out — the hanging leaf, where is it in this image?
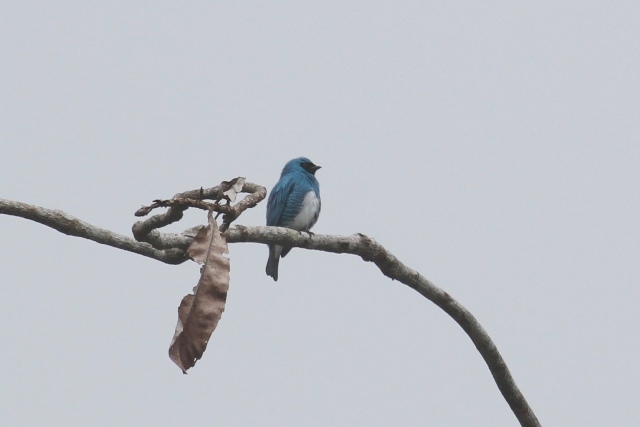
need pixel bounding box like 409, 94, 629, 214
169, 209, 230, 373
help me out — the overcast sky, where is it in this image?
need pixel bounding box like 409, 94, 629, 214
2, 2, 639, 426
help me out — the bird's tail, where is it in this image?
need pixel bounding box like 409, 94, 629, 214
265, 245, 282, 281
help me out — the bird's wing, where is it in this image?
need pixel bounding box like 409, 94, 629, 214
266, 175, 296, 226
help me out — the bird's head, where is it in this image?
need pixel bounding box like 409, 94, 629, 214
282, 157, 321, 176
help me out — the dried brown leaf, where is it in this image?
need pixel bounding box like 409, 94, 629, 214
186, 225, 209, 264
169, 210, 230, 373
222, 177, 245, 202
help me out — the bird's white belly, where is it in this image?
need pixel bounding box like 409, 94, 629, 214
288, 191, 320, 231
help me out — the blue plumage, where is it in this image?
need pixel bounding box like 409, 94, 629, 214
265, 157, 321, 281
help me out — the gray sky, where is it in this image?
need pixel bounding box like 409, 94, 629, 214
2, 2, 639, 426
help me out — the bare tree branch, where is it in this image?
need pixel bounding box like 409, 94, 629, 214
0, 194, 540, 427
225, 226, 541, 427
0, 198, 188, 264
132, 178, 267, 247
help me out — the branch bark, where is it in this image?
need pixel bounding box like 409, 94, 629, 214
0, 198, 189, 264
226, 226, 541, 427
0, 196, 540, 427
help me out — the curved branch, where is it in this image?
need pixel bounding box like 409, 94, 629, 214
225, 226, 541, 427
0, 198, 540, 427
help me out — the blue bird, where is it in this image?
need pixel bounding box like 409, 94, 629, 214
266, 157, 321, 281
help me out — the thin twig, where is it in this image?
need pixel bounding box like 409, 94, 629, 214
131, 178, 266, 246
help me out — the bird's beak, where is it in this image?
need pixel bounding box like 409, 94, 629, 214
312, 165, 321, 173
